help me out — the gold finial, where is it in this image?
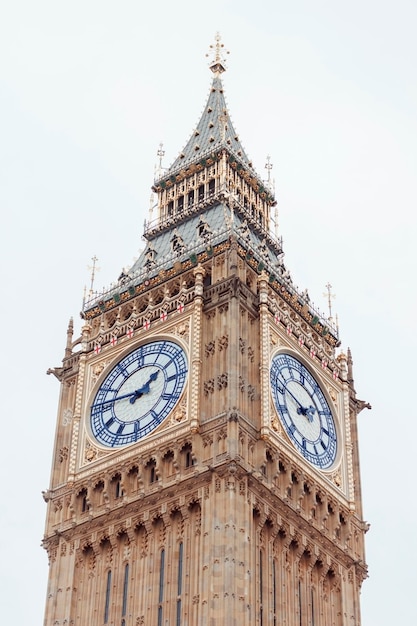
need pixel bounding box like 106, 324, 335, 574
324, 282, 336, 321
206, 32, 229, 74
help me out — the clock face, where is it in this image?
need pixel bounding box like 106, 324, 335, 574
90, 340, 188, 447
270, 353, 337, 469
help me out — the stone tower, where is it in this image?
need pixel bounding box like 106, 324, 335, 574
43, 37, 369, 626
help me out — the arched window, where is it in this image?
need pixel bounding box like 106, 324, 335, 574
104, 570, 111, 624
176, 541, 183, 626
158, 549, 165, 626
259, 549, 264, 626
122, 563, 129, 617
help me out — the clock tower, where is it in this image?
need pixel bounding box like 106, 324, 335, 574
43, 37, 369, 626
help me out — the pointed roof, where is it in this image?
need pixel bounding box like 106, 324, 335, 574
165, 74, 253, 177
156, 35, 254, 183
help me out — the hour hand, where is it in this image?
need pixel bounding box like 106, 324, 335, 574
130, 371, 159, 404
283, 383, 316, 421
296, 404, 316, 421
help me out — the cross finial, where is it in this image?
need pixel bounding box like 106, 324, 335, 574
88, 255, 100, 297
265, 155, 273, 183
157, 142, 165, 167
155, 142, 165, 179
206, 32, 229, 74
265, 154, 276, 195
324, 282, 336, 321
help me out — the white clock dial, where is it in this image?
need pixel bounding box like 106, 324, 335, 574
270, 353, 337, 469
90, 340, 188, 447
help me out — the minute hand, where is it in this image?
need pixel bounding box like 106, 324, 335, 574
282, 383, 316, 422
92, 390, 143, 408
93, 371, 160, 409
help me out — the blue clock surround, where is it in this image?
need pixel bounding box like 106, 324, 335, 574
90, 339, 188, 448
270, 352, 337, 469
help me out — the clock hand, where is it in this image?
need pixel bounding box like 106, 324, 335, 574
92, 371, 160, 408
281, 383, 316, 422
129, 370, 159, 404
92, 390, 140, 408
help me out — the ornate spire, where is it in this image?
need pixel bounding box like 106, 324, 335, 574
207, 32, 229, 75
162, 36, 251, 178
65, 317, 74, 359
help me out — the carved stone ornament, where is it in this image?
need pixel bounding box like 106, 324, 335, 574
271, 413, 282, 434
218, 335, 228, 351
91, 361, 106, 383
328, 386, 337, 402
204, 379, 215, 396
62, 408, 73, 426
174, 321, 190, 341
205, 340, 215, 357
85, 441, 98, 462
270, 330, 280, 347
59, 446, 69, 463
330, 469, 342, 487
171, 400, 187, 423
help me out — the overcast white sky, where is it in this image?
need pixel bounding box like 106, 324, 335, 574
1, 1, 416, 624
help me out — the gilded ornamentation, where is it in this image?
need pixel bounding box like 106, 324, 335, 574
171, 400, 187, 423
174, 321, 190, 340
85, 442, 98, 463
331, 470, 342, 487
270, 330, 280, 347
91, 362, 105, 383
271, 414, 281, 433
328, 386, 337, 402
